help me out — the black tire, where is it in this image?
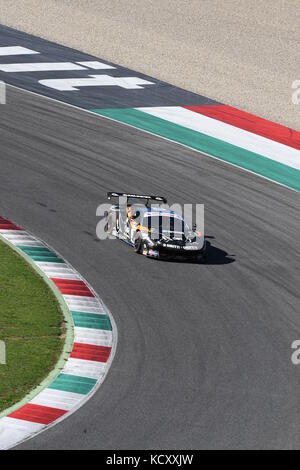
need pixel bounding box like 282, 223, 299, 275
105, 214, 115, 235
133, 233, 143, 254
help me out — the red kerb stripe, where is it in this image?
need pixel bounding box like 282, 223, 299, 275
70, 342, 111, 362
51, 278, 94, 297
9, 403, 67, 425
0, 217, 22, 231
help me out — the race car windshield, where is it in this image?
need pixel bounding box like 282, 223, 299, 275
144, 213, 190, 238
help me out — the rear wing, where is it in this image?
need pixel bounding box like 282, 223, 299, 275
107, 192, 167, 204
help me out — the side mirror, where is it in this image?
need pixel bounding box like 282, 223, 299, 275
132, 210, 140, 220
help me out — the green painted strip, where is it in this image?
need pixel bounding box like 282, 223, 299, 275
71, 311, 112, 331
17, 245, 65, 263
49, 373, 96, 395
92, 108, 300, 192
17, 246, 54, 253
19, 249, 56, 256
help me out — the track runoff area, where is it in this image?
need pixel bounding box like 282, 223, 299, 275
0, 24, 299, 456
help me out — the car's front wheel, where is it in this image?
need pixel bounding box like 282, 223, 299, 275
104, 213, 116, 235
133, 233, 143, 254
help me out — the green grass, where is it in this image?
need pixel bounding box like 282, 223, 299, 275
0, 239, 65, 413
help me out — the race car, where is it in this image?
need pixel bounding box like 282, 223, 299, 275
104, 192, 207, 261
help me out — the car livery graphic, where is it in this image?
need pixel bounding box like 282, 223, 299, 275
104, 192, 206, 261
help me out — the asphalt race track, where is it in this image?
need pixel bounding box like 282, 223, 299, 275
1, 86, 300, 449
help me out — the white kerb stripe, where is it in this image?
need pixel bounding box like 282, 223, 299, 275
0, 230, 26, 235
70, 305, 106, 314
0, 417, 44, 450
30, 388, 84, 411
74, 327, 113, 347
63, 296, 105, 313
63, 295, 99, 305
0, 46, 39, 56
137, 106, 300, 171
62, 358, 107, 379
0, 234, 44, 246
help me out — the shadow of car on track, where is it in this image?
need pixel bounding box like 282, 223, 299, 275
151, 239, 235, 265
203, 240, 235, 265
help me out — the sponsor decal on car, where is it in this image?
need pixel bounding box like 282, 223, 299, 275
148, 249, 159, 257
163, 244, 181, 249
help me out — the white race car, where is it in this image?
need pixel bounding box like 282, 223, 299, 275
104, 192, 206, 261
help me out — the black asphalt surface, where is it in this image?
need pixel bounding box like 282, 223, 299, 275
1, 86, 300, 449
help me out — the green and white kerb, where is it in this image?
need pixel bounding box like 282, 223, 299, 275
0, 216, 116, 449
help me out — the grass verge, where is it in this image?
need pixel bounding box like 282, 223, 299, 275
0, 238, 65, 413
